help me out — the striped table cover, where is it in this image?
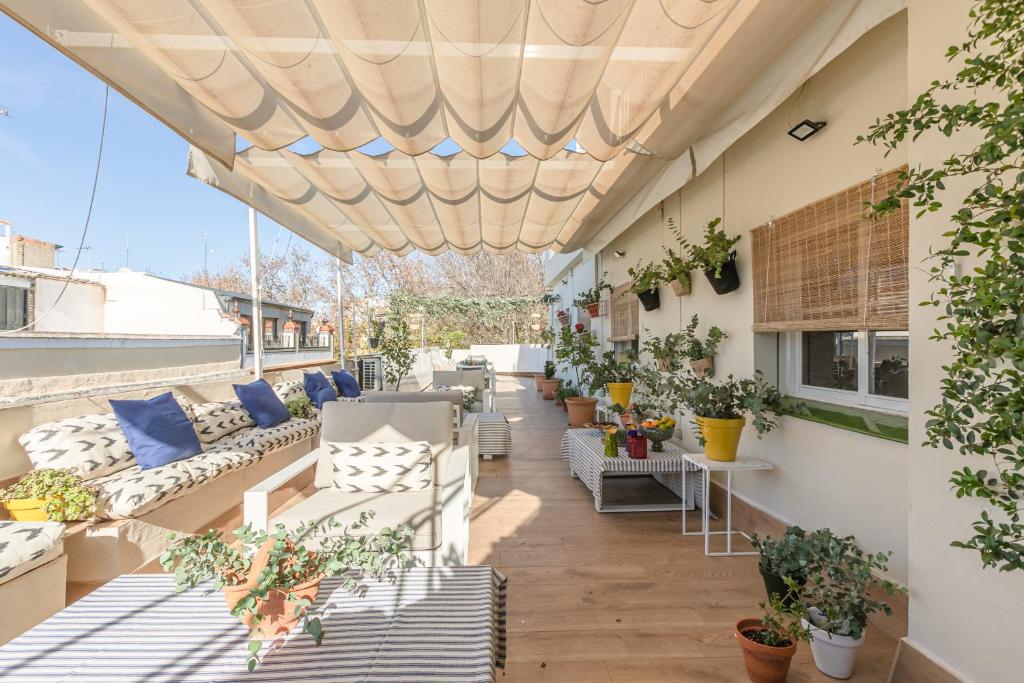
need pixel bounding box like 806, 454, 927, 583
475, 413, 511, 459
562, 428, 702, 511
0, 567, 507, 682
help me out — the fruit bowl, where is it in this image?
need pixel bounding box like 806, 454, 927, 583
640, 422, 675, 452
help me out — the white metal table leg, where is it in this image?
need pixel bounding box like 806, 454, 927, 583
726, 470, 733, 554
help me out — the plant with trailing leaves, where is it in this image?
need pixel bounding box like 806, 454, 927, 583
369, 318, 385, 340
0, 468, 97, 521
556, 381, 579, 403
378, 307, 414, 391
751, 525, 821, 586
160, 513, 411, 671
678, 314, 728, 362
661, 243, 693, 286
687, 218, 740, 277
642, 331, 689, 374
627, 261, 664, 295
555, 324, 598, 393
285, 397, 315, 419
742, 585, 812, 648
858, 0, 1024, 572
572, 271, 613, 307
674, 372, 782, 443
586, 350, 637, 395
544, 360, 556, 380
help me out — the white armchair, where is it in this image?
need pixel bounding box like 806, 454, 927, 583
433, 369, 494, 413
244, 401, 473, 566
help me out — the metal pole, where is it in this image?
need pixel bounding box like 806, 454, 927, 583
335, 252, 346, 366
248, 207, 264, 379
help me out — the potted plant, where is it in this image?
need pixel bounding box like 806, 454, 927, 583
628, 261, 664, 312
675, 372, 782, 461
589, 350, 637, 408
286, 396, 315, 419
572, 272, 612, 318
798, 533, 905, 679
367, 318, 384, 349
161, 514, 411, 671
0, 468, 98, 521
661, 243, 693, 297
540, 359, 562, 400
607, 402, 638, 428
690, 218, 741, 295
643, 331, 687, 373
735, 587, 810, 683
556, 383, 579, 412
750, 526, 818, 607
556, 309, 571, 328
678, 314, 728, 377
555, 324, 599, 426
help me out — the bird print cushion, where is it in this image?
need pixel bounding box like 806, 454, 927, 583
18, 413, 136, 481
189, 401, 256, 444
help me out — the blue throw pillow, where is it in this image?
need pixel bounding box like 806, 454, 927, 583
304, 372, 337, 409
233, 378, 291, 428
314, 386, 337, 409
110, 392, 202, 470
331, 370, 362, 398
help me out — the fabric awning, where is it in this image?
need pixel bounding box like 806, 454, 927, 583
2, 0, 904, 257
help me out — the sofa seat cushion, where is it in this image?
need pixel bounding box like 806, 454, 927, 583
0, 521, 65, 586
271, 488, 441, 551
213, 417, 319, 455
272, 380, 305, 404
189, 401, 255, 444
18, 413, 134, 481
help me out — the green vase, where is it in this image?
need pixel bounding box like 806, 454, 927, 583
603, 431, 619, 458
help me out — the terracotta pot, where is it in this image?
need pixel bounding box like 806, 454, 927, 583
735, 618, 797, 683
540, 378, 562, 399
696, 416, 745, 462
689, 356, 714, 378
670, 276, 691, 296
565, 396, 598, 427
534, 374, 544, 391
562, 402, 568, 412
4, 498, 53, 521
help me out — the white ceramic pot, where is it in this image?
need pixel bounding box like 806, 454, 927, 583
801, 615, 864, 680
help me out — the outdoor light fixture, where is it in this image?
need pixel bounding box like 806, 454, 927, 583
787, 119, 827, 141
613, 250, 626, 258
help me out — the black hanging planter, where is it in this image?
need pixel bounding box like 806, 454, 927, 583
368, 337, 380, 349
704, 252, 740, 295
637, 288, 661, 312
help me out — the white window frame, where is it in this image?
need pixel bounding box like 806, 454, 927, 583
783, 331, 908, 415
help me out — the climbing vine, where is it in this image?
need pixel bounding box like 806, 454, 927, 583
389, 292, 548, 345
861, 0, 1024, 571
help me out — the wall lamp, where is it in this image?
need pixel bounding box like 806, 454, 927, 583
613, 250, 626, 258
787, 119, 827, 141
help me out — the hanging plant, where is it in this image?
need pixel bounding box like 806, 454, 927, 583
858, 0, 1024, 571
687, 218, 741, 295
572, 271, 612, 317
628, 262, 664, 311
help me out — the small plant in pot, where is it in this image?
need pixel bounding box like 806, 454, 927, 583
735, 585, 810, 683
689, 217, 741, 295
556, 309, 571, 327
540, 360, 561, 399
643, 331, 688, 373
797, 533, 905, 680
675, 371, 782, 461
160, 513, 411, 671
368, 318, 384, 348
661, 242, 693, 297
678, 314, 728, 378
572, 272, 612, 318
750, 526, 818, 607
628, 261, 664, 312
589, 350, 637, 409
555, 324, 599, 426
0, 468, 98, 522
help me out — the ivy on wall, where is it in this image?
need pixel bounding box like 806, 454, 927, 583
389, 292, 549, 345
861, 0, 1024, 571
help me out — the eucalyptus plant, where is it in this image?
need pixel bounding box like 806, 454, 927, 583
661, 244, 693, 286
687, 218, 740, 277
673, 372, 782, 444
642, 331, 689, 373
572, 271, 613, 307
285, 397, 315, 419
858, 0, 1024, 571
627, 261, 664, 295
678, 314, 728, 361
160, 513, 411, 671
0, 468, 97, 521
587, 350, 637, 395
750, 526, 819, 584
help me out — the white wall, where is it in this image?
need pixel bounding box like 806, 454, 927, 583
467, 344, 546, 374
32, 278, 105, 333
93, 272, 237, 336
595, 13, 911, 582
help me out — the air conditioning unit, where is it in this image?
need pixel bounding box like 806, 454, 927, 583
357, 355, 383, 391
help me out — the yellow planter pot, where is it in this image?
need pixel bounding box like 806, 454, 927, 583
696, 416, 746, 462
4, 497, 53, 521
606, 383, 634, 409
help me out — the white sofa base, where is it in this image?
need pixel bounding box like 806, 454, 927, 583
0, 554, 68, 644
65, 436, 317, 583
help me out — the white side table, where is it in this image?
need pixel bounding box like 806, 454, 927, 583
682, 453, 774, 557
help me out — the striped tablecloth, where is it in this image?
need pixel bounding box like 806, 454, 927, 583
0, 567, 507, 682
476, 413, 512, 459
562, 428, 701, 511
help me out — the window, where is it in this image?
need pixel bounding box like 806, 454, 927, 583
0, 285, 28, 330
608, 282, 638, 343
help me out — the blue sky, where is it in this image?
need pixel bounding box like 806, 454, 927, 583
0, 14, 328, 278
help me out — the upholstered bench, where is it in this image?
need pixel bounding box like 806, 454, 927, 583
0, 521, 67, 644
476, 413, 511, 460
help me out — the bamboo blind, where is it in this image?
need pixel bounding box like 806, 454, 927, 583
751, 167, 909, 332
609, 282, 639, 341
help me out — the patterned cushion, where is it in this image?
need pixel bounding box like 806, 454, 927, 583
214, 417, 319, 454
326, 441, 433, 493
272, 380, 305, 404
0, 521, 65, 586
18, 413, 135, 481
189, 401, 255, 444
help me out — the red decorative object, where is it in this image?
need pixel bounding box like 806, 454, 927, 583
586, 302, 602, 318
627, 433, 648, 460
574, 322, 585, 333
557, 310, 570, 327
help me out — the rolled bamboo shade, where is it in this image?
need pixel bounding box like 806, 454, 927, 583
609, 282, 639, 342
751, 167, 909, 332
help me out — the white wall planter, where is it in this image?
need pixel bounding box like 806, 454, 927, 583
801, 614, 864, 680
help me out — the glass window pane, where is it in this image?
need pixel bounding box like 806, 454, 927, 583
870, 331, 909, 398
802, 331, 858, 391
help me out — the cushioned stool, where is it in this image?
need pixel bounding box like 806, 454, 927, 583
0, 521, 67, 644
476, 413, 511, 460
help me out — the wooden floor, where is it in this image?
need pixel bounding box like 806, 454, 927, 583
474, 376, 897, 683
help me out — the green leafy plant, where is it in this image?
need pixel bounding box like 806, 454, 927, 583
554, 325, 598, 393
572, 271, 613, 307
742, 585, 812, 648
751, 526, 820, 586
378, 307, 414, 391
688, 218, 740, 278
0, 468, 97, 521
858, 0, 1024, 571
642, 331, 688, 374
674, 372, 782, 441
627, 261, 664, 295
586, 350, 637, 396
539, 292, 559, 305
369, 318, 385, 339
460, 386, 478, 413
797, 532, 904, 640
160, 513, 411, 671
661, 244, 693, 286
678, 314, 728, 361
544, 360, 556, 380
556, 382, 579, 403
285, 397, 315, 419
